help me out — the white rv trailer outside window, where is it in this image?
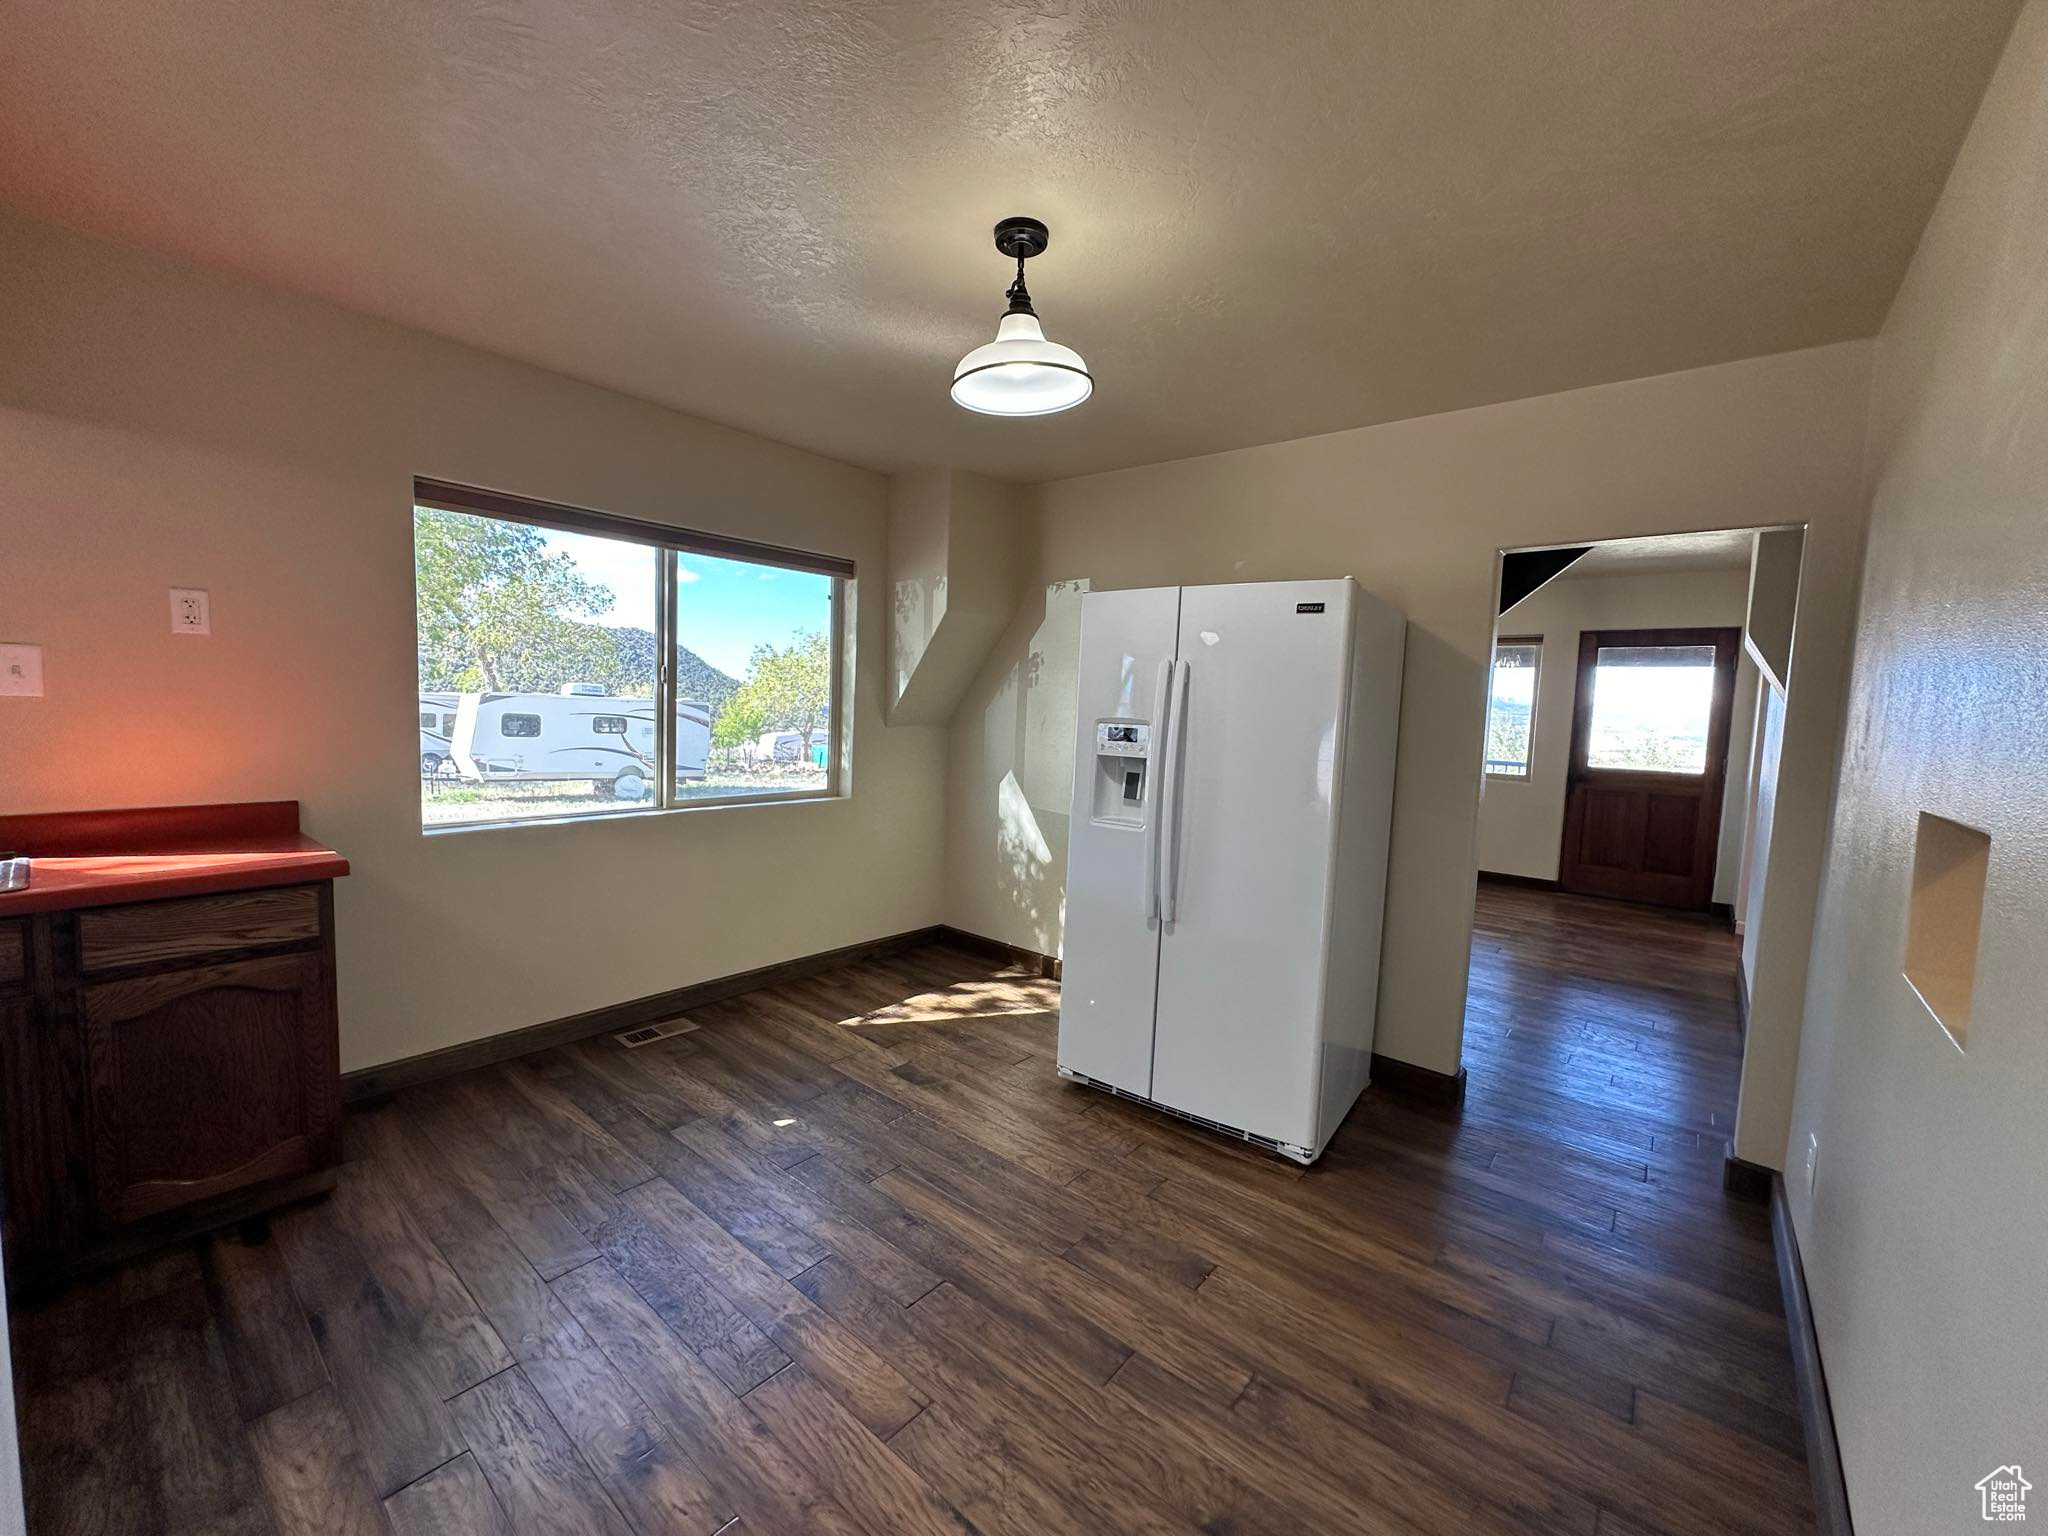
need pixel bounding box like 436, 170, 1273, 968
413, 482, 847, 831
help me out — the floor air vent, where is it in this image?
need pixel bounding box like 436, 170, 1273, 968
613, 1019, 700, 1048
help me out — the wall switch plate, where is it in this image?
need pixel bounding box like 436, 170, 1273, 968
170, 588, 211, 635
0, 644, 44, 697
1804, 1132, 1819, 1196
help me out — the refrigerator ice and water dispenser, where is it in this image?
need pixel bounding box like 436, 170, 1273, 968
1089, 720, 1153, 826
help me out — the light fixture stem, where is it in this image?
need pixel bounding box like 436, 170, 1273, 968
1004, 255, 1036, 317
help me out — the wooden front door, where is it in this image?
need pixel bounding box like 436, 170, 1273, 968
1559, 627, 1741, 910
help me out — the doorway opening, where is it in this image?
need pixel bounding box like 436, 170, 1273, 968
1462, 523, 1807, 1186
1476, 526, 1801, 932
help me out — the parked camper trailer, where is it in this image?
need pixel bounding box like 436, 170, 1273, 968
419, 687, 710, 798
758, 728, 826, 765
418, 692, 459, 776
755, 705, 831, 765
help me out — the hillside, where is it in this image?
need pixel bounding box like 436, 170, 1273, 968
419, 618, 740, 715
608, 626, 741, 713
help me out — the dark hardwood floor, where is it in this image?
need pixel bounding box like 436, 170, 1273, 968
12, 884, 1811, 1535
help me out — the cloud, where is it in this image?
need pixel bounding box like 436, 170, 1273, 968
676, 564, 702, 583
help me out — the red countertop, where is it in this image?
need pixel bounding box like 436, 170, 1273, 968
0, 801, 349, 917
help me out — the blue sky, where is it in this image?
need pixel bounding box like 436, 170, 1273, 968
538, 529, 830, 680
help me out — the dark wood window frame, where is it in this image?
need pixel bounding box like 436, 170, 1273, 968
413, 477, 853, 831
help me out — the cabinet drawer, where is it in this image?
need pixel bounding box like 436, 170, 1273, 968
0, 922, 23, 987
77, 886, 321, 973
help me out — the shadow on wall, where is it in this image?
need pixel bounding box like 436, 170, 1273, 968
891, 569, 943, 705
975, 579, 1087, 957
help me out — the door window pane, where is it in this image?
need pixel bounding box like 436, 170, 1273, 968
414, 507, 659, 825
1585, 644, 1716, 773
677, 552, 834, 801
1484, 640, 1540, 778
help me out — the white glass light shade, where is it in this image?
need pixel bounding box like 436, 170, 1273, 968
950, 312, 1093, 416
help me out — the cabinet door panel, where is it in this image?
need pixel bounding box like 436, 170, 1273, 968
83, 952, 335, 1224
0, 921, 24, 986
1, 994, 64, 1254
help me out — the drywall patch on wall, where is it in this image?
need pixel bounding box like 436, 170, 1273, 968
1902, 812, 1991, 1050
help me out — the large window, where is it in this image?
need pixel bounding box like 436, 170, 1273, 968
413, 480, 847, 830
1484, 637, 1541, 778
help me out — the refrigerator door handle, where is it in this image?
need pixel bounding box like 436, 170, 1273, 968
1162, 658, 1192, 924
1142, 658, 1174, 924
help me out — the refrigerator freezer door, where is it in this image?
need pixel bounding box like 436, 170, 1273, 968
1150, 578, 1356, 1150
1058, 585, 1183, 1096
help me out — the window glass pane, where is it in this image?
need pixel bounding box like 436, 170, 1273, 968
1485, 641, 1539, 778
676, 552, 833, 801
1585, 644, 1716, 773
415, 507, 659, 826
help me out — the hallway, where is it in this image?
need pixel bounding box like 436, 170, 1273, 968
1443, 878, 1803, 1462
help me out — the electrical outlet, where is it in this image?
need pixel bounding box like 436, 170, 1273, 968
170, 588, 211, 635
0, 644, 44, 697
1804, 1132, 1819, 1197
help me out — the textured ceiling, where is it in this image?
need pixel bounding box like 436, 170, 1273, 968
0, 1, 2021, 482
1562, 529, 1761, 580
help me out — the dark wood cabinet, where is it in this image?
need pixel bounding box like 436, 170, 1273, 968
82, 949, 335, 1224
1, 882, 342, 1290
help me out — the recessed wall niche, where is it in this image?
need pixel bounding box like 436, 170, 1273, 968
1903, 811, 1991, 1050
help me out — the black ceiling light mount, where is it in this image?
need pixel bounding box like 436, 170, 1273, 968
993, 215, 1050, 316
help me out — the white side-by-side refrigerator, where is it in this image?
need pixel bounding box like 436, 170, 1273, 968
1058, 577, 1405, 1163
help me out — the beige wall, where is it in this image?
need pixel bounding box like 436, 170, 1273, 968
1740, 683, 1786, 991
886, 467, 954, 714
948, 342, 1872, 1128
1745, 527, 1805, 691
0, 210, 948, 1073
1479, 566, 1757, 899
1789, 5, 2048, 1528
886, 468, 1025, 726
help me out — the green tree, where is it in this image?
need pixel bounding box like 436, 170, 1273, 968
724, 631, 830, 761
711, 693, 768, 764
414, 507, 622, 691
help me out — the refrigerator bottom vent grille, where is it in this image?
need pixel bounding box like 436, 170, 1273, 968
1060, 1071, 1313, 1164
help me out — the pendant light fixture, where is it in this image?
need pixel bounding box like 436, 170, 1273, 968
950, 216, 1093, 416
